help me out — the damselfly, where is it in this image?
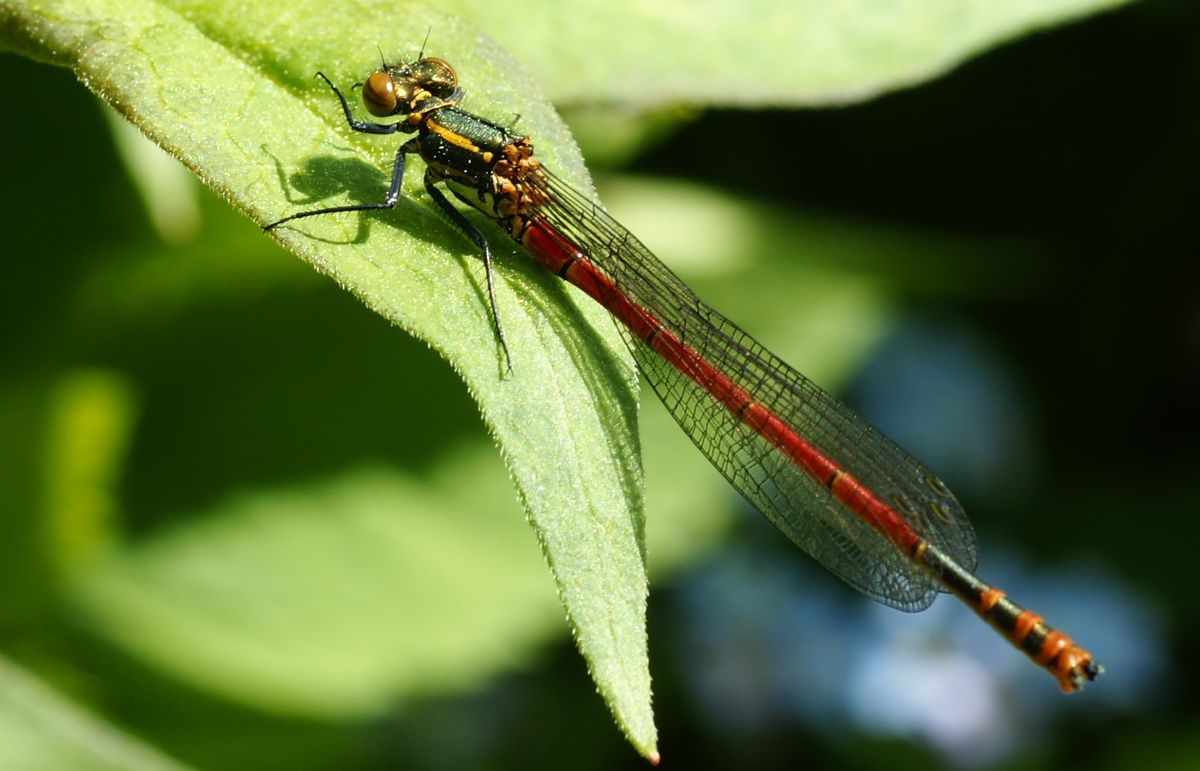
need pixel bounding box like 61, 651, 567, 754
265, 54, 1102, 693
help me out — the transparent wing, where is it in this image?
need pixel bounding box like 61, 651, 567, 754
530, 170, 977, 611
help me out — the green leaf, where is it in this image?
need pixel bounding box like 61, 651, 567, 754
0, 656, 195, 771
3, 0, 653, 758
448, 0, 1135, 107
72, 455, 572, 717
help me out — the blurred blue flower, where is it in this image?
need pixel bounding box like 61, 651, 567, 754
672, 538, 1163, 766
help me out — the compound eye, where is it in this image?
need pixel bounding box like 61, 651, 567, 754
362, 71, 398, 116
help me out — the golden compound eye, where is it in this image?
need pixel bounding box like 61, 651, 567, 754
362, 71, 398, 116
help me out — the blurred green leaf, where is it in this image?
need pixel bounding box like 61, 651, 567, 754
72, 453, 565, 717
439, 0, 1134, 107
43, 371, 137, 575
0, 656, 193, 771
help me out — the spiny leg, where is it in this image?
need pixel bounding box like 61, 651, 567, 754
422, 171, 514, 374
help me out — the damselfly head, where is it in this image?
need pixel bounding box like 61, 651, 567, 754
361, 57, 460, 118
